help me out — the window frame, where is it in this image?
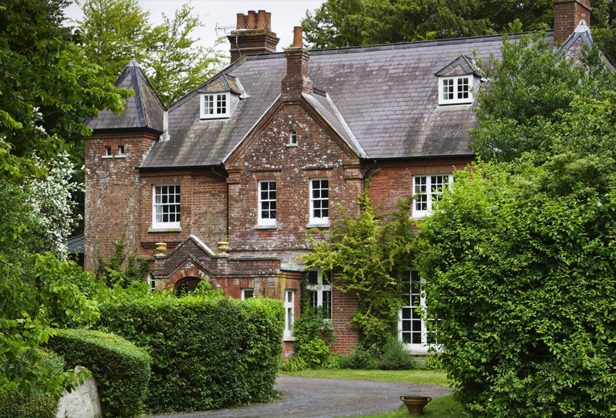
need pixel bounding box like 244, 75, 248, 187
258, 180, 277, 226
241, 288, 254, 300
309, 178, 329, 225
304, 270, 332, 320
398, 271, 435, 353
438, 75, 473, 105
152, 184, 181, 229
200, 92, 230, 119
284, 289, 295, 339
412, 174, 452, 218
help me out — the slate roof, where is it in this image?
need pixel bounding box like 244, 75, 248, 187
137, 30, 576, 168
85, 58, 165, 133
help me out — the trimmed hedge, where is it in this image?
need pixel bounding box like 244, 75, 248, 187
47, 329, 151, 418
96, 294, 284, 413
0, 349, 64, 418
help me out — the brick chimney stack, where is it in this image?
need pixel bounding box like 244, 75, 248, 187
281, 27, 313, 98
554, 0, 591, 44
228, 10, 279, 62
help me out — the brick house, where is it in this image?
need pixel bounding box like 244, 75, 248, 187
84, 0, 604, 356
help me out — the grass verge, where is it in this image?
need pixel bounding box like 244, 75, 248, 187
337, 395, 464, 418
280, 369, 450, 387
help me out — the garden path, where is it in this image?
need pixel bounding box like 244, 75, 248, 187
154, 375, 452, 418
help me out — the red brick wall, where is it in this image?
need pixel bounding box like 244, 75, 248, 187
225, 98, 363, 265
84, 131, 158, 271
367, 158, 474, 216
554, 0, 591, 44
331, 285, 360, 355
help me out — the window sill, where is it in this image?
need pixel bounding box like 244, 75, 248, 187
101, 155, 113, 159
283, 335, 296, 342
285, 143, 298, 148
115, 155, 126, 159
306, 222, 330, 229
254, 224, 277, 230
148, 227, 182, 233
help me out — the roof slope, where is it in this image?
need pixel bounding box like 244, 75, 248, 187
141, 31, 558, 168
86, 58, 165, 133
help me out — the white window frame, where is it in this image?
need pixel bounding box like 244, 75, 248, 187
284, 289, 295, 339
289, 131, 297, 145
438, 75, 473, 105
412, 174, 452, 218
304, 270, 332, 319
104, 146, 112, 156
399, 271, 435, 353
200, 92, 230, 119
117, 145, 125, 156
309, 178, 329, 225
241, 288, 254, 300
147, 273, 156, 292
152, 184, 181, 229
258, 180, 277, 226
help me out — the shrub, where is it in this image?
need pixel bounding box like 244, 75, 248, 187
300, 337, 331, 368
378, 338, 418, 370
340, 346, 379, 370
280, 356, 307, 372
323, 353, 346, 369
96, 294, 284, 414
424, 353, 444, 370
47, 329, 151, 418
0, 349, 64, 418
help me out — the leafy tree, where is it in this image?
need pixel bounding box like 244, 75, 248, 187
419, 36, 616, 417
301, 0, 554, 49
301, 173, 416, 349
76, 0, 225, 104
592, 0, 616, 62
472, 33, 612, 162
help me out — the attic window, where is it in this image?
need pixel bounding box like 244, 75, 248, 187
290, 131, 297, 145
201, 92, 230, 119
439, 75, 474, 105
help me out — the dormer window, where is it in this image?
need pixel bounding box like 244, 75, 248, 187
439, 75, 473, 105
200, 92, 230, 119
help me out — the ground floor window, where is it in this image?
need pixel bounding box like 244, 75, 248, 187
399, 271, 435, 352
241, 288, 254, 300
303, 270, 332, 319
284, 289, 295, 339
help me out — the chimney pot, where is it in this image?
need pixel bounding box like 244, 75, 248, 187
293, 26, 303, 48
236, 13, 245, 29
265, 12, 272, 31
247, 10, 256, 29
258, 10, 266, 30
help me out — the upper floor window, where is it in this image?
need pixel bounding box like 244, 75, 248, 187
200, 92, 230, 119
152, 184, 180, 228
413, 174, 452, 218
310, 179, 329, 224
290, 131, 297, 145
438, 76, 473, 105
258, 180, 276, 226
118, 145, 125, 155
303, 270, 332, 319
104, 146, 112, 156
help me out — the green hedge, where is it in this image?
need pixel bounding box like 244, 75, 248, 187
0, 349, 64, 418
47, 329, 151, 418
96, 294, 284, 413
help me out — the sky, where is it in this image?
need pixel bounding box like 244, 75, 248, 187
64, 0, 325, 56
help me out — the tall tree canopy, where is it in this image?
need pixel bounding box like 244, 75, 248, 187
302, 0, 616, 61
76, 0, 225, 105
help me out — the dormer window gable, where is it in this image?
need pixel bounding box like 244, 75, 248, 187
198, 74, 246, 120
435, 55, 482, 106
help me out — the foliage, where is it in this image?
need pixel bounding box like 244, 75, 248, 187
424, 354, 444, 371
76, 0, 226, 104
591, 0, 616, 62
419, 87, 616, 416
0, 254, 98, 397
472, 32, 614, 162
291, 306, 334, 369
280, 356, 308, 372
95, 293, 284, 413
0, 349, 64, 418
47, 328, 151, 418
301, 172, 416, 349
301, 0, 555, 49
340, 346, 380, 370
95, 238, 150, 289
377, 338, 419, 370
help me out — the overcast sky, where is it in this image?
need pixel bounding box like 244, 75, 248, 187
64, 0, 325, 57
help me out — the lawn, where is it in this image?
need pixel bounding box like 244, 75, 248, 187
345, 395, 463, 418
280, 369, 450, 387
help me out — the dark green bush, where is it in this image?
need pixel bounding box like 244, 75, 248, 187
96, 294, 284, 414
378, 338, 419, 370
47, 329, 151, 418
340, 346, 379, 370
0, 349, 64, 418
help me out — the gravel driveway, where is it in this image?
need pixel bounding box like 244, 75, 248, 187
154, 375, 452, 418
